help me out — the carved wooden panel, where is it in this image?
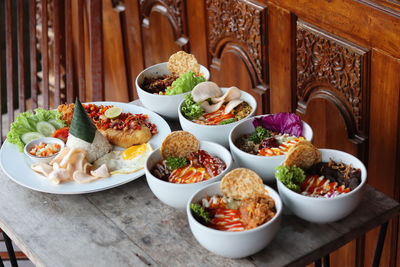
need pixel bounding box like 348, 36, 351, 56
296, 21, 370, 144
205, 0, 268, 114
139, 0, 187, 67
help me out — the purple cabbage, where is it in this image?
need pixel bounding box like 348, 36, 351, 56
252, 113, 303, 137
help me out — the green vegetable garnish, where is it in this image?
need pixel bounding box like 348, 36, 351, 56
7, 108, 66, 152
165, 156, 188, 170
275, 165, 306, 192
190, 203, 212, 225
181, 94, 204, 120
219, 118, 236, 125
249, 126, 271, 144
165, 71, 206, 95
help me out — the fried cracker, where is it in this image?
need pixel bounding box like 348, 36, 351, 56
160, 131, 199, 159
168, 51, 200, 76
221, 168, 265, 200
283, 140, 321, 169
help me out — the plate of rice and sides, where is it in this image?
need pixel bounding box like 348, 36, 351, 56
178, 82, 257, 147
275, 141, 367, 223
187, 168, 282, 258
229, 113, 313, 183
0, 99, 171, 194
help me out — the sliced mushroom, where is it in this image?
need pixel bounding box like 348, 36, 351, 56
211, 86, 241, 103
200, 100, 224, 114
191, 82, 221, 102
224, 99, 243, 114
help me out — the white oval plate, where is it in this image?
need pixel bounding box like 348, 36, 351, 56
0, 102, 171, 194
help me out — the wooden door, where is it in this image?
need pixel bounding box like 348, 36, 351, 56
267, 1, 400, 266
204, 0, 269, 115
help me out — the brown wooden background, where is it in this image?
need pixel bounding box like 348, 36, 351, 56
1, 0, 399, 266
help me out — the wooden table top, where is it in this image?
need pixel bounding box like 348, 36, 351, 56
0, 102, 399, 267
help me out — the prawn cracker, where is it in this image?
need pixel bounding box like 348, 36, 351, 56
168, 51, 200, 76
221, 168, 265, 200
160, 131, 199, 159
283, 140, 321, 169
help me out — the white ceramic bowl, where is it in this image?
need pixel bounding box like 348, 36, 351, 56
276, 149, 367, 223
136, 62, 210, 120
145, 140, 233, 209
187, 181, 282, 258
178, 88, 257, 147
229, 115, 313, 183
24, 137, 65, 164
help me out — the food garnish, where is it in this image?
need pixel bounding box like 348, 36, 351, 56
168, 51, 200, 76
160, 131, 199, 160
249, 126, 271, 144
253, 112, 303, 137
181, 94, 204, 120
283, 140, 321, 169
52, 127, 69, 143
7, 108, 66, 152
104, 106, 122, 119
165, 71, 205, 95
192, 168, 276, 231
165, 156, 188, 170
190, 203, 212, 225
275, 165, 306, 192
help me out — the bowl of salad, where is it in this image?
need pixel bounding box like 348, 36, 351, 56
145, 131, 233, 209
178, 82, 257, 147
135, 51, 209, 120
275, 144, 367, 223
187, 168, 282, 258
229, 113, 313, 183
24, 137, 65, 163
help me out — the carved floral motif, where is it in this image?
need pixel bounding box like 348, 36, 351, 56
140, 0, 183, 36
296, 23, 367, 131
206, 0, 264, 80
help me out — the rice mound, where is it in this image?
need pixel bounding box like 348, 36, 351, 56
67, 130, 112, 163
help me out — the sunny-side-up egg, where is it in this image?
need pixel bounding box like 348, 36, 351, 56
93, 143, 153, 174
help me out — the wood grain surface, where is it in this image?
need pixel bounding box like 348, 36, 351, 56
0, 170, 398, 267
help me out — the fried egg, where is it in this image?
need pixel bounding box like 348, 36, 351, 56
93, 143, 153, 174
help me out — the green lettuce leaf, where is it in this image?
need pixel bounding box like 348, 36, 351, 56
7, 108, 66, 152
181, 94, 203, 120
165, 71, 206, 95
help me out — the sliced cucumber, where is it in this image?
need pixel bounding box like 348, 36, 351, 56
36, 121, 56, 137
21, 132, 45, 144
48, 119, 64, 129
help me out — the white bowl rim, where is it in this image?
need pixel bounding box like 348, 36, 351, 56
24, 137, 65, 159
135, 62, 209, 97
187, 181, 282, 235
178, 89, 257, 128
145, 140, 233, 187
276, 148, 367, 202
228, 114, 312, 160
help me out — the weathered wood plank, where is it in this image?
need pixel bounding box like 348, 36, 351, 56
0, 174, 155, 267
65, 0, 74, 103
5, 0, 14, 129
17, 0, 26, 112
41, 0, 50, 109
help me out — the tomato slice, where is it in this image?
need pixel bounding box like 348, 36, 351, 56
52, 127, 70, 143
